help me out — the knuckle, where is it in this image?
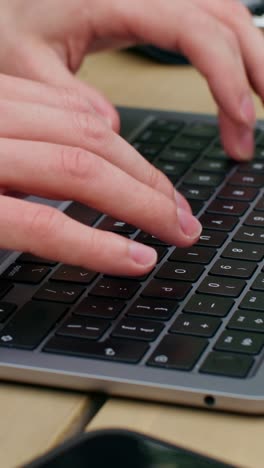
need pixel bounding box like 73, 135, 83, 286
221, 25, 239, 54
25, 205, 61, 241
147, 164, 175, 199
58, 146, 98, 182
72, 109, 108, 145
227, 0, 251, 22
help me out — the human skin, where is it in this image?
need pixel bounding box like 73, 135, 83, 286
0, 0, 261, 275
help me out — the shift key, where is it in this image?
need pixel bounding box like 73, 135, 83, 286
0, 301, 67, 349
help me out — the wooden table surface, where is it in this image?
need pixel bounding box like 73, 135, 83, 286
1, 49, 264, 468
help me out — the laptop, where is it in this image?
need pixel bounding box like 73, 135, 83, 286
1, 105, 264, 414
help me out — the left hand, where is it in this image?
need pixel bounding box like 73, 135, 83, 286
0, 0, 264, 160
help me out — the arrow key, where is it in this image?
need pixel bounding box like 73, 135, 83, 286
170, 313, 221, 337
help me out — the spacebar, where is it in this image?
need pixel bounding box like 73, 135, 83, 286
44, 336, 149, 363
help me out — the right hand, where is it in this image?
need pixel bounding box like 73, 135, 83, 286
0, 74, 202, 276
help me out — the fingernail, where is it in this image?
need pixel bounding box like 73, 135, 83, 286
129, 243, 157, 266
177, 208, 202, 239
240, 94, 256, 128
237, 128, 254, 160
175, 190, 192, 214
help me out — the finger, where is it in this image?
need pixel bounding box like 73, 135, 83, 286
218, 108, 255, 161
0, 98, 190, 206
95, 0, 255, 132
0, 195, 158, 275
0, 138, 201, 246
192, 0, 264, 105
8, 39, 119, 131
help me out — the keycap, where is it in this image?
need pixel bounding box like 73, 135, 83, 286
244, 212, 264, 228
149, 118, 183, 133
132, 142, 162, 160
183, 172, 223, 187
228, 310, 264, 333
112, 318, 164, 341
126, 299, 177, 320
147, 334, 208, 370
188, 200, 204, 215
90, 278, 140, 299
181, 122, 217, 138
18, 253, 57, 266
34, 282, 85, 303
217, 186, 258, 201
96, 217, 137, 234
238, 161, 264, 173
204, 147, 229, 160
135, 232, 169, 246
239, 291, 264, 311
0, 301, 67, 349
251, 273, 264, 291
194, 159, 231, 173
154, 160, 187, 179
197, 230, 227, 247
184, 294, 234, 317
200, 352, 253, 378
210, 259, 256, 279
1, 263, 50, 284
159, 148, 197, 164
255, 198, 264, 212
199, 214, 237, 232
155, 262, 204, 282
206, 200, 249, 216
170, 313, 221, 337
234, 227, 264, 244
74, 297, 125, 320
0, 302, 16, 323
169, 246, 215, 264
198, 276, 246, 297
137, 129, 172, 145
228, 173, 264, 188
221, 242, 264, 262
0, 280, 13, 299
50, 265, 97, 284
57, 316, 110, 340
141, 279, 191, 300
178, 185, 212, 201
214, 330, 264, 355
170, 136, 207, 151
64, 202, 101, 226
44, 336, 149, 363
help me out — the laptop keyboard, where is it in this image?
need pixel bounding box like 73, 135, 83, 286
1, 115, 264, 381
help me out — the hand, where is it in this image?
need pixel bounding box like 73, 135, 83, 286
0, 73, 201, 275
0, 0, 261, 159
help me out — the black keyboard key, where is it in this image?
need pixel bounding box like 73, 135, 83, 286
198, 276, 245, 297
57, 316, 110, 340
97, 217, 137, 234
222, 242, 264, 262
228, 310, 264, 333
169, 246, 215, 264
251, 273, 264, 291
126, 299, 177, 320
178, 186, 212, 201
188, 200, 204, 215
195, 159, 231, 173
184, 172, 223, 187
154, 160, 187, 178
0, 280, 13, 299
135, 232, 169, 246
170, 314, 221, 337
228, 173, 264, 188
74, 297, 124, 319
204, 147, 228, 160
18, 253, 57, 266
154, 246, 168, 263
170, 136, 207, 151
34, 282, 84, 303
197, 230, 227, 247
181, 122, 217, 138
155, 262, 204, 282
1, 263, 50, 284
159, 148, 197, 164
149, 118, 183, 133
64, 202, 101, 226
0, 301, 67, 349
0, 302, 16, 323
199, 214, 237, 232
132, 142, 162, 160
238, 161, 264, 173
44, 336, 149, 363
200, 352, 253, 378
142, 279, 191, 300
210, 259, 256, 279
50, 265, 97, 284
184, 294, 233, 317
214, 330, 264, 355
234, 227, 264, 244
137, 129, 172, 145
206, 200, 248, 216
147, 334, 208, 370
240, 291, 264, 311
244, 212, 264, 228
255, 198, 264, 212
112, 318, 164, 341
217, 186, 258, 202
90, 278, 140, 299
